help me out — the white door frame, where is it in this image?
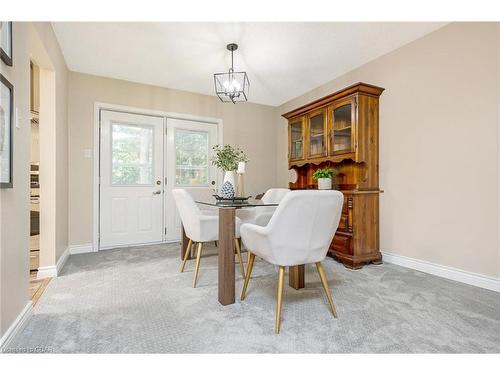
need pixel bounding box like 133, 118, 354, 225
92, 102, 223, 252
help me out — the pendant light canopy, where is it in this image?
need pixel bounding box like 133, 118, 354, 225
214, 43, 250, 103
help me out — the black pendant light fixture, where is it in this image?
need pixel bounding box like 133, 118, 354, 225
214, 43, 250, 103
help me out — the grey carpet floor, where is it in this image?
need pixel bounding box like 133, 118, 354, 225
4, 243, 500, 353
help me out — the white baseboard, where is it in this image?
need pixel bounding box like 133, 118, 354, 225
99, 240, 170, 251
36, 247, 70, 279
382, 251, 500, 293
69, 243, 94, 254
0, 302, 33, 351
36, 265, 57, 279
56, 247, 70, 274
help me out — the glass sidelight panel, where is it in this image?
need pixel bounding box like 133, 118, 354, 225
175, 129, 209, 186
308, 112, 326, 157
111, 123, 154, 185
331, 104, 352, 153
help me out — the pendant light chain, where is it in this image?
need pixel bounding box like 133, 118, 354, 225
230, 48, 234, 73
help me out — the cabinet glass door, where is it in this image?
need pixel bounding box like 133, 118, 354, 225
330, 101, 354, 154
308, 110, 326, 158
289, 118, 304, 160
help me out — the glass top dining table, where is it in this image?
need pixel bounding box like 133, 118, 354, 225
195, 198, 278, 208
180, 198, 282, 306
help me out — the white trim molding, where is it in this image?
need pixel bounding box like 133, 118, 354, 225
36, 247, 70, 279
56, 247, 70, 274
69, 243, 94, 255
0, 302, 33, 351
382, 252, 500, 293
36, 265, 57, 279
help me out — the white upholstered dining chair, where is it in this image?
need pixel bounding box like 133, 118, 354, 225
239, 190, 344, 333
172, 188, 245, 287
183, 187, 218, 216
236, 188, 290, 226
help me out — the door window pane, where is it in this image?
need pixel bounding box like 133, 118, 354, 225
111, 123, 154, 185
175, 129, 209, 186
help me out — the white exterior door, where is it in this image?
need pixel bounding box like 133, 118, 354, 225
164, 118, 218, 241
99, 110, 165, 248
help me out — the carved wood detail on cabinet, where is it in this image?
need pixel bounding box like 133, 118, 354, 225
282, 82, 384, 269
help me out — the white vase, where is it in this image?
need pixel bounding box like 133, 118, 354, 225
221, 171, 236, 198
223, 170, 235, 186
318, 177, 332, 190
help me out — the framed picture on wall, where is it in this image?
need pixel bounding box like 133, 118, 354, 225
0, 73, 13, 188
0, 22, 13, 66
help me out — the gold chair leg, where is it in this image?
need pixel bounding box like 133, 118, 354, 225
234, 238, 245, 279
180, 239, 193, 272
275, 266, 285, 334
240, 252, 255, 300
192, 242, 203, 288
315, 262, 338, 318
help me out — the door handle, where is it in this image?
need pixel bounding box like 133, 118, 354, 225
152, 190, 162, 195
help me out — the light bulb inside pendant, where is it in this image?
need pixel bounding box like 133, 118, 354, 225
224, 78, 241, 93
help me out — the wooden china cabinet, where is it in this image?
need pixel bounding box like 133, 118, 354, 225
282, 82, 384, 269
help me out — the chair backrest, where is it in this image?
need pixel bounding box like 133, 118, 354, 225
172, 188, 203, 241
184, 187, 218, 214
265, 190, 344, 265
262, 188, 290, 204
183, 187, 215, 202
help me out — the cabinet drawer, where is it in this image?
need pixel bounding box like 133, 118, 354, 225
330, 233, 353, 256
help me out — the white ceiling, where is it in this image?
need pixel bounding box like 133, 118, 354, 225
52, 22, 446, 106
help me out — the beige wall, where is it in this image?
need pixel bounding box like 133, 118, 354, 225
0, 22, 31, 340
277, 23, 500, 278
68, 72, 278, 246
0, 22, 68, 338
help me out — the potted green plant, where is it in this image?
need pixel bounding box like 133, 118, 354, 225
211, 144, 249, 198
312, 168, 337, 190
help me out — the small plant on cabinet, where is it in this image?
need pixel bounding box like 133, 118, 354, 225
312, 168, 337, 190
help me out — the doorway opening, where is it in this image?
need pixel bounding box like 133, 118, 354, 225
29, 61, 49, 303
